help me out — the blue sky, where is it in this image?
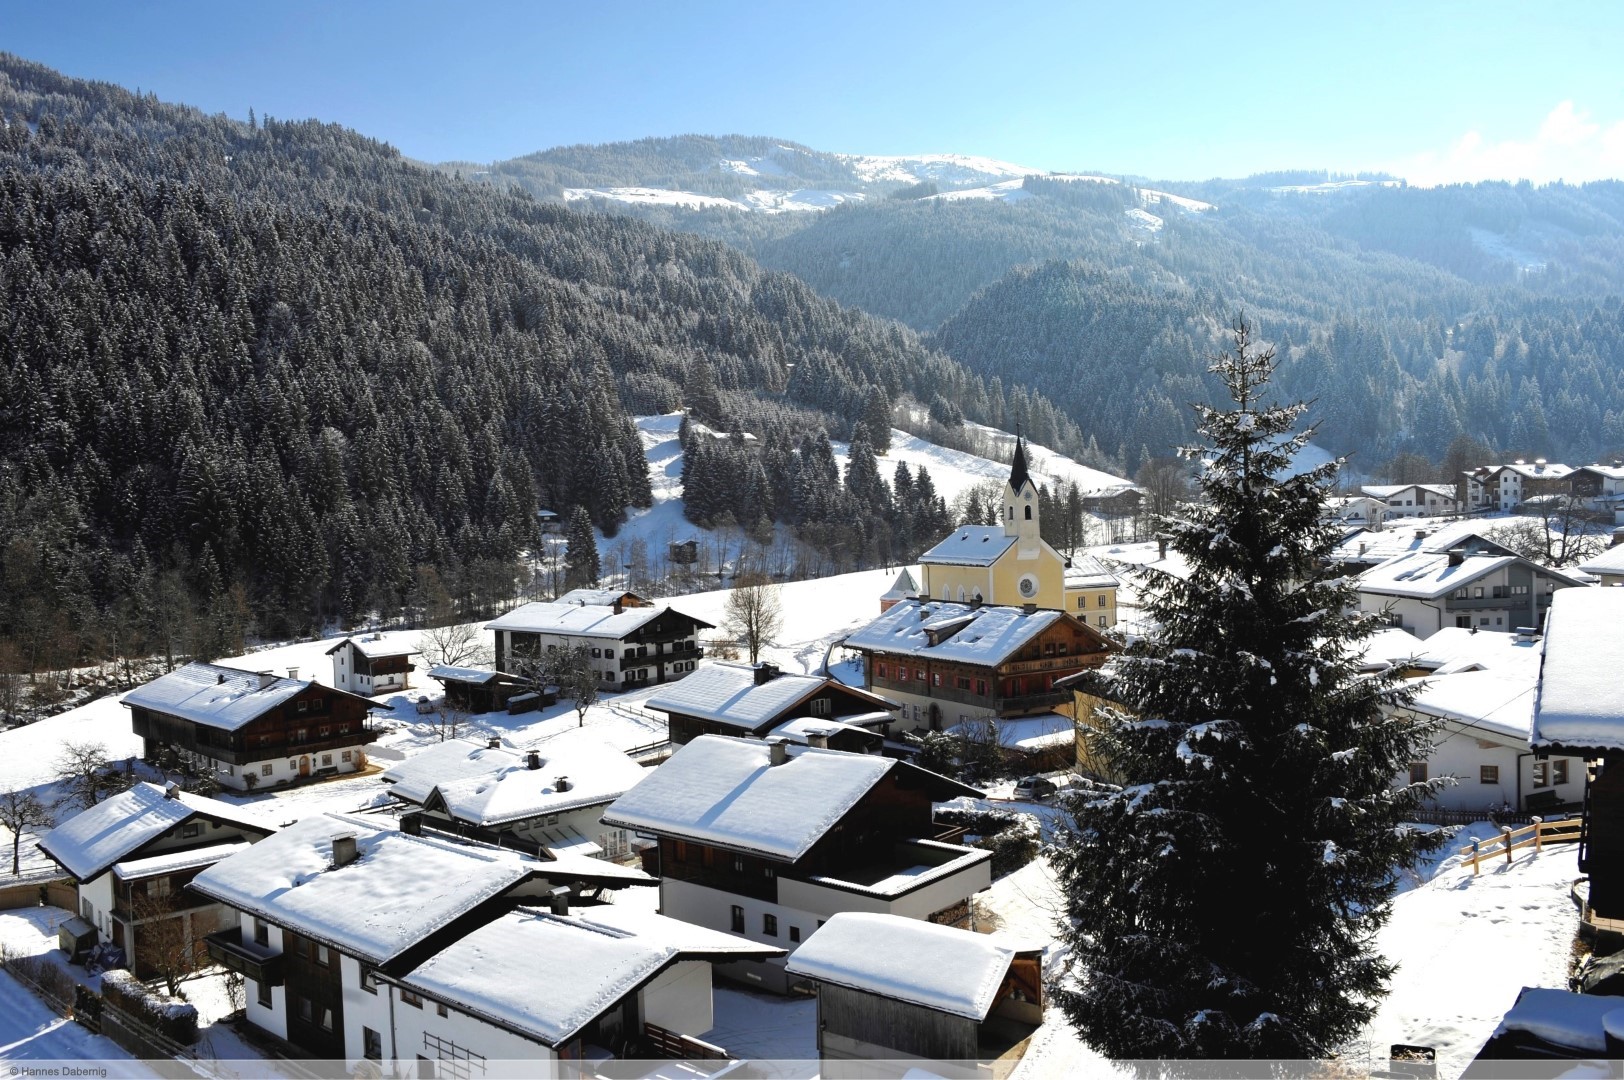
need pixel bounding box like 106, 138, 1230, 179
7, 1, 1623, 183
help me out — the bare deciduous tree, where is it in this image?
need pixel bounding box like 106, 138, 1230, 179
549, 646, 599, 728
723, 572, 783, 666
0, 790, 51, 875
416, 621, 491, 669
1501, 497, 1608, 567
53, 740, 121, 810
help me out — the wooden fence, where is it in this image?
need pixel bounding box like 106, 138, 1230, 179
644, 1022, 730, 1061
1461, 816, 1583, 874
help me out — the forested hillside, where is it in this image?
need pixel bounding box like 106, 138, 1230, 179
469, 135, 1624, 475
0, 57, 1083, 675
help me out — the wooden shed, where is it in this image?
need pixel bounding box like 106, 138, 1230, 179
785, 912, 1042, 1078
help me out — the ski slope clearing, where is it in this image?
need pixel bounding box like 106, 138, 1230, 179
838, 152, 1041, 186
924, 178, 1032, 204
562, 186, 866, 214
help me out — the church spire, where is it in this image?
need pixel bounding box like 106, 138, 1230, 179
1007, 435, 1033, 496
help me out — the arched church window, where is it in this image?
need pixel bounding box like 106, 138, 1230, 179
956, 586, 966, 602
1024, 506, 1032, 520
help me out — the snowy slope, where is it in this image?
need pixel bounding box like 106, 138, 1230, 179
562, 186, 867, 214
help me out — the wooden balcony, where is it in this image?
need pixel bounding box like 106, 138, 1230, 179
204, 926, 284, 986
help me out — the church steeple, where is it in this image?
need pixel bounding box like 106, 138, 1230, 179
1003, 435, 1040, 545
1007, 436, 1033, 497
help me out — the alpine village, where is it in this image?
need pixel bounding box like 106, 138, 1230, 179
8, 25, 1624, 1080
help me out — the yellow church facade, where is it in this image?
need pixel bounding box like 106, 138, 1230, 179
918, 440, 1118, 628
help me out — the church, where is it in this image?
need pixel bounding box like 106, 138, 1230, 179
918, 439, 1119, 627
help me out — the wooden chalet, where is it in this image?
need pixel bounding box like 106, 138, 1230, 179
487, 600, 712, 691
845, 599, 1115, 731
644, 661, 897, 746
125, 662, 383, 792
325, 633, 417, 698
603, 736, 992, 994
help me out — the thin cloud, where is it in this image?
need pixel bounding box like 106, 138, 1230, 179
1389, 101, 1624, 187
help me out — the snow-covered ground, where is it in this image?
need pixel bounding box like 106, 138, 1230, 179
562, 186, 868, 214
0, 966, 160, 1075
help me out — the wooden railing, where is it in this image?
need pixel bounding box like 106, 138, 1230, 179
644, 1022, 730, 1061
1461, 816, 1582, 874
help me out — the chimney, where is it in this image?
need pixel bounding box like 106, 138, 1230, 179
526, 751, 542, 771
805, 731, 830, 750
1157, 536, 1169, 560
548, 886, 570, 917
754, 663, 780, 686
488, 736, 501, 749
257, 672, 279, 690
555, 776, 571, 792
1447, 548, 1466, 566
1022, 602, 1037, 615
400, 813, 423, 836
613, 599, 623, 614
331, 834, 359, 868
1414, 529, 1427, 540
163, 781, 180, 800
767, 737, 790, 767
217, 673, 226, 684
1358, 542, 1368, 557
287, 666, 300, 681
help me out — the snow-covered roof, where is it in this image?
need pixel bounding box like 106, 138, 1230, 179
642, 663, 889, 729
38, 783, 277, 881
381, 737, 648, 825
1496, 461, 1573, 481
427, 664, 511, 685
947, 713, 1074, 751
785, 913, 1035, 1021
602, 735, 975, 861
1408, 627, 1544, 678
122, 662, 314, 732
1408, 670, 1537, 742
805, 840, 993, 898
1063, 555, 1118, 590
188, 814, 539, 965
768, 717, 884, 747
1360, 483, 1457, 501
845, 600, 1077, 667
1579, 464, 1624, 481
1356, 550, 1520, 599
111, 840, 250, 881
485, 601, 711, 639
1532, 588, 1624, 753
1579, 544, 1624, 576
1357, 627, 1428, 669
880, 568, 920, 601
1328, 520, 1505, 566
555, 589, 647, 607
398, 906, 780, 1048
325, 634, 418, 659
919, 526, 1016, 567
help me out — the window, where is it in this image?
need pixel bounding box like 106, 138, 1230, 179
436, 1001, 449, 1018
932, 673, 942, 686
1533, 761, 1550, 788
1480, 765, 1500, 784
1098, 594, 1107, 607
789, 926, 801, 943
1099, 616, 1108, 628
1479, 618, 1491, 626
1077, 597, 1086, 610
763, 913, 778, 937
363, 1027, 382, 1062
1555, 760, 1571, 785
297, 700, 309, 713
974, 679, 987, 696
321, 754, 333, 767
915, 668, 925, 682
763, 866, 776, 879
731, 905, 744, 932
876, 663, 888, 679
320, 1007, 333, 1032
1474, 587, 1485, 599
180, 823, 201, 838
810, 697, 831, 716
253, 919, 269, 947
1408, 762, 1428, 785
361, 966, 379, 994
288, 760, 298, 771
1511, 585, 1529, 595
260, 763, 274, 778
341, 750, 351, 762
1453, 588, 1468, 599
256, 979, 271, 1007
312, 943, 329, 967
898, 667, 909, 682
733, 857, 745, 873
955, 676, 971, 691
400, 988, 423, 1008
591, 648, 601, 658
296, 996, 313, 1023
604, 649, 615, 659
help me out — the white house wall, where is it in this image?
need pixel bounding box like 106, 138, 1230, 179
639, 960, 713, 1035
386, 987, 557, 1079
1399, 722, 1586, 812
204, 745, 368, 792
238, 910, 288, 1040
79, 873, 115, 941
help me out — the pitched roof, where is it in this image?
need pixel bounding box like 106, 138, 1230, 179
880, 568, 920, 601
601, 735, 978, 861
642, 662, 891, 730
324, 633, 419, 659
555, 589, 647, 607
1063, 554, 1118, 590
1007, 437, 1033, 495
397, 906, 780, 1048
381, 736, 648, 825
122, 662, 316, 732
846, 599, 1098, 668
38, 783, 277, 881
1356, 551, 1520, 600
919, 526, 1015, 568
785, 913, 1034, 1021
188, 814, 539, 964
1532, 588, 1624, 754
1328, 520, 1514, 566
485, 601, 712, 639
1579, 544, 1624, 576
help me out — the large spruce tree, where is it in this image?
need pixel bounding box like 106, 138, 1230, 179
1052, 320, 1443, 1061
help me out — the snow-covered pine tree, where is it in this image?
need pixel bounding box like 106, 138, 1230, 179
1052, 320, 1444, 1061
564, 505, 600, 589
